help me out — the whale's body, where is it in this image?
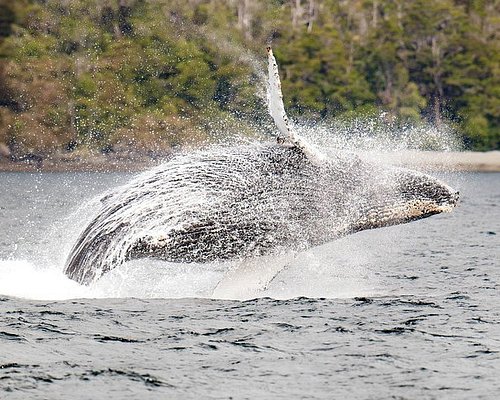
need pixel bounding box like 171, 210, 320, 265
64, 47, 459, 286
64, 143, 458, 285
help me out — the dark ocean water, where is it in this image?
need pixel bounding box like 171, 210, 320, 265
0, 171, 499, 399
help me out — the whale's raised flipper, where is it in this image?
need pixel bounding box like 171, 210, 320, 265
266, 46, 293, 142
266, 47, 322, 162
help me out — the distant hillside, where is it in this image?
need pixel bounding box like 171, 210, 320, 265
0, 0, 498, 162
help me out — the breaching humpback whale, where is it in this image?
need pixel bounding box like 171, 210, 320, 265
64, 47, 459, 286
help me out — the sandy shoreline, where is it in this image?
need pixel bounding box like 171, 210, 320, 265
359, 150, 500, 172
0, 151, 499, 173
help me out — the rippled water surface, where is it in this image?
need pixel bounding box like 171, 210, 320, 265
0, 171, 499, 399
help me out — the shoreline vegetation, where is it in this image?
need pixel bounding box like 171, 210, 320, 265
0, 0, 499, 165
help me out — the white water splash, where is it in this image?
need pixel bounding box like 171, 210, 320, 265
295, 113, 461, 154
0, 260, 91, 300
0, 238, 382, 301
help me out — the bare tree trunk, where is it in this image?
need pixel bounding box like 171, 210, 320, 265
396, 0, 403, 29
372, 0, 378, 28
307, 0, 315, 33
358, 9, 368, 38
384, 66, 393, 105
433, 97, 441, 127
75, 57, 83, 78
113, 0, 122, 39
291, 0, 303, 30
68, 99, 78, 143
347, 41, 353, 74
431, 35, 443, 126
113, 24, 122, 38
237, 0, 251, 40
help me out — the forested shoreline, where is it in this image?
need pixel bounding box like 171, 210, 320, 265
0, 0, 498, 164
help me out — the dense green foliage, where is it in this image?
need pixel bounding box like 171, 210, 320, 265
0, 0, 498, 156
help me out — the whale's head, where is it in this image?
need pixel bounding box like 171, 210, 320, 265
396, 170, 459, 217
349, 166, 459, 233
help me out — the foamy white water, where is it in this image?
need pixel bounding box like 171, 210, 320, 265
0, 240, 381, 301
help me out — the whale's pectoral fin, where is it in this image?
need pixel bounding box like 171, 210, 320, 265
212, 252, 297, 300
266, 46, 293, 143
266, 47, 322, 163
